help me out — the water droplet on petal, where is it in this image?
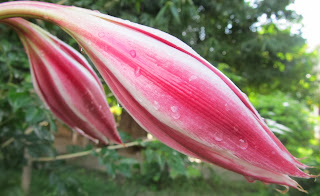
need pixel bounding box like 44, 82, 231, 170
170, 106, 180, 119
225, 103, 230, 111
244, 176, 255, 183
189, 75, 197, 81
239, 139, 248, 150
135, 67, 141, 77
78, 45, 86, 54
130, 50, 136, 58
172, 112, 180, 120
98, 32, 105, 38
153, 101, 160, 110
213, 131, 223, 142
171, 106, 178, 113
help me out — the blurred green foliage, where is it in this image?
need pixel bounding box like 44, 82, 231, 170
0, 0, 320, 195
0, 22, 57, 169
0, 165, 283, 196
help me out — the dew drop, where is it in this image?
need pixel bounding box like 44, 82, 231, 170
98, 32, 105, 38
225, 103, 230, 111
244, 176, 255, 183
130, 50, 136, 58
172, 112, 180, 120
170, 106, 180, 119
80, 47, 85, 54
135, 67, 141, 77
239, 139, 248, 150
188, 75, 197, 81
153, 101, 160, 110
213, 131, 223, 142
171, 106, 178, 113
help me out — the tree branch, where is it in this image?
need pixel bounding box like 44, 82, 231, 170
31, 138, 155, 162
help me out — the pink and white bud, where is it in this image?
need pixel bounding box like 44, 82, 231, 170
1, 18, 122, 144
0, 2, 317, 191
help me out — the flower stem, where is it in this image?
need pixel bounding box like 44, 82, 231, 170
31, 138, 155, 162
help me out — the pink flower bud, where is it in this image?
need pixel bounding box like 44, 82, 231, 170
0, 2, 317, 191
2, 18, 122, 144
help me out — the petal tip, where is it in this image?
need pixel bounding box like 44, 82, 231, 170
276, 185, 308, 194
275, 185, 290, 194
308, 173, 320, 178
114, 137, 123, 145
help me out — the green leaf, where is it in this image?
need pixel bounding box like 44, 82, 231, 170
186, 166, 201, 178
169, 2, 181, 23
8, 90, 32, 110
120, 158, 138, 165
152, 173, 161, 182
155, 4, 168, 23
105, 163, 115, 178
167, 155, 186, 178
117, 164, 131, 178
25, 108, 44, 123
156, 153, 165, 170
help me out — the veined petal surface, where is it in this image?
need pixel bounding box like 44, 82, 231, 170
0, 2, 316, 191
1, 18, 122, 144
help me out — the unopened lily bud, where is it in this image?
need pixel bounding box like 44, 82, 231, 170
0, 2, 317, 191
2, 18, 122, 144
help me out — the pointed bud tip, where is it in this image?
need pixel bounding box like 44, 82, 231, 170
309, 173, 320, 178
275, 186, 290, 194
276, 184, 308, 194
114, 137, 123, 145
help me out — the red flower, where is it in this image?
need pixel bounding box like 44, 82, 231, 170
2, 18, 121, 144
0, 2, 317, 191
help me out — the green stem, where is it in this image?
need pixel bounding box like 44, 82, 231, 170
31, 138, 154, 162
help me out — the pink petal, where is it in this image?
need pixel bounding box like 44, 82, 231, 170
0, 2, 316, 191
2, 18, 121, 144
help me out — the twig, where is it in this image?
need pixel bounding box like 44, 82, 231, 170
31, 138, 155, 162
1, 137, 14, 148
1, 127, 34, 148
